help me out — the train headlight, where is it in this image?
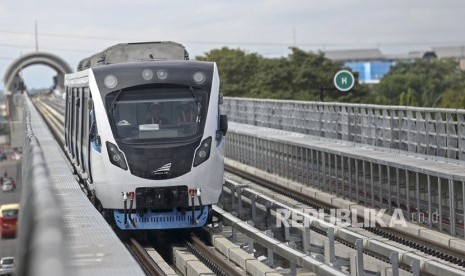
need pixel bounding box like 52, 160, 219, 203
106, 142, 128, 170
193, 71, 206, 84
156, 69, 168, 80
142, 69, 154, 80
193, 137, 212, 167
104, 75, 118, 89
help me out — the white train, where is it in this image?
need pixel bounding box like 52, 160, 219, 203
64, 42, 228, 230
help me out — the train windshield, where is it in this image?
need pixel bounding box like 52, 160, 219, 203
105, 86, 208, 143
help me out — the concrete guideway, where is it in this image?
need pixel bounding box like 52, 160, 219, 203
20, 95, 145, 276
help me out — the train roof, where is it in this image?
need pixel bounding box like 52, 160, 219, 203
77, 41, 189, 71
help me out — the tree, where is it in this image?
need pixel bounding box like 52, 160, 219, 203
197, 47, 370, 102
196, 47, 260, 97
438, 89, 465, 108
399, 88, 419, 106
375, 59, 465, 107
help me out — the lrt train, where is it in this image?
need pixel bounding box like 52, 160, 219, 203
63, 41, 228, 230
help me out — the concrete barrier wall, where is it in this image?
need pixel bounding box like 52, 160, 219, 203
15, 100, 68, 276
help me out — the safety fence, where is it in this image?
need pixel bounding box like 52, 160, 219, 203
224, 97, 465, 161
226, 123, 465, 237
15, 102, 68, 276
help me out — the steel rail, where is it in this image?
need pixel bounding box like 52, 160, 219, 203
127, 237, 167, 276
188, 233, 243, 276
33, 98, 65, 144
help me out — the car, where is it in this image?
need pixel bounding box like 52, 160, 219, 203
0, 204, 19, 238
1, 179, 14, 192
0, 257, 15, 275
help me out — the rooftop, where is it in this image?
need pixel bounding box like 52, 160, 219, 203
323, 48, 385, 61
322, 46, 465, 62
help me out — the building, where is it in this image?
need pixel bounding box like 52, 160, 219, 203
323, 46, 465, 84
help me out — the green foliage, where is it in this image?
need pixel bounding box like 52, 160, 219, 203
438, 89, 465, 108
196, 47, 370, 102
375, 59, 465, 108
196, 47, 260, 97
196, 47, 465, 109
399, 88, 419, 106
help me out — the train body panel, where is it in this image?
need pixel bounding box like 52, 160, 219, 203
64, 42, 226, 230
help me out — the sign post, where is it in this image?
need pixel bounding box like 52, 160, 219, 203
333, 70, 355, 92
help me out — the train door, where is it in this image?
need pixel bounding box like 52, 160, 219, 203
78, 88, 85, 174
70, 88, 76, 160
75, 88, 83, 170
81, 87, 91, 181
64, 87, 70, 150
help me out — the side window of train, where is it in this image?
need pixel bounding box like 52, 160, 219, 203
89, 96, 101, 153
64, 88, 70, 146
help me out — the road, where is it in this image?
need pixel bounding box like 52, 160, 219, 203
0, 159, 22, 259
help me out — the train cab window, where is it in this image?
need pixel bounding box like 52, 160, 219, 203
105, 87, 208, 143
90, 109, 101, 152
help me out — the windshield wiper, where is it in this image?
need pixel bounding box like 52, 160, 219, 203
189, 86, 201, 122
109, 89, 123, 116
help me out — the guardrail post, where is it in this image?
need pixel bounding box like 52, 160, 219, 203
232, 225, 237, 242
230, 186, 237, 213
412, 259, 420, 276
449, 179, 456, 236
247, 220, 255, 254
390, 252, 399, 276
264, 230, 274, 267
438, 178, 443, 232
463, 181, 465, 237
266, 202, 273, 229
251, 194, 257, 222
328, 227, 336, 265
302, 226, 310, 253
355, 238, 380, 276
237, 185, 243, 219
329, 227, 350, 271
356, 239, 364, 276
288, 239, 297, 276
306, 226, 324, 260
284, 219, 290, 240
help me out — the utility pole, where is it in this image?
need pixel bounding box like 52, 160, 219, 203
35, 20, 39, 51
292, 27, 296, 47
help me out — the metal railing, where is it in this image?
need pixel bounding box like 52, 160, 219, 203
225, 123, 465, 237
15, 102, 68, 276
219, 179, 465, 276
224, 97, 465, 161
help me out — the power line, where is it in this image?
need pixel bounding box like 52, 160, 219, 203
1, 29, 465, 60
0, 42, 96, 53
0, 29, 138, 41
3, 29, 464, 48
0, 43, 32, 49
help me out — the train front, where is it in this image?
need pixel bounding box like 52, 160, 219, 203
90, 61, 227, 230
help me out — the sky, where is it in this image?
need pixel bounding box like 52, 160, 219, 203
1, 0, 465, 90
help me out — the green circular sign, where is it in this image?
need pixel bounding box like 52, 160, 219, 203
334, 70, 355, 92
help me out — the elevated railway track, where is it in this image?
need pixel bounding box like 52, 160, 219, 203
30, 93, 465, 275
